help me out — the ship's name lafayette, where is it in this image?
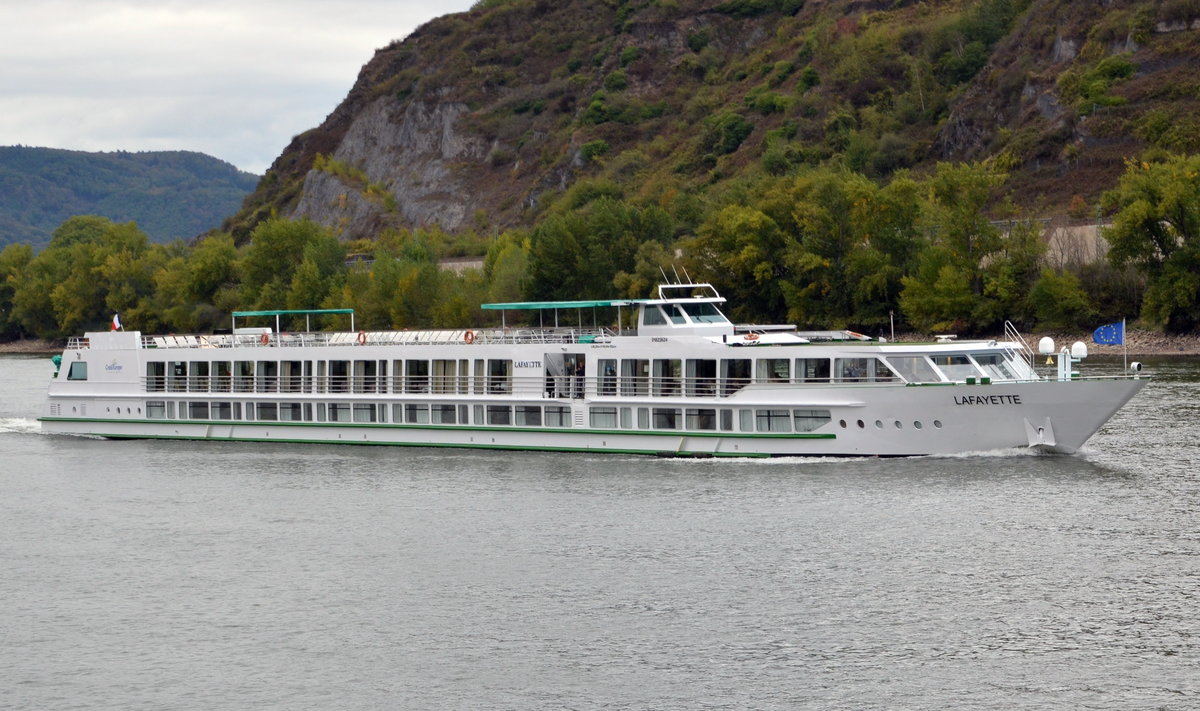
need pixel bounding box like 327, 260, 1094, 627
953, 394, 1022, 406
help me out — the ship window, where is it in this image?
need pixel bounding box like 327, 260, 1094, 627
486, 405, 512, 425
756, 409, 791, 432
515, 405, 542, 426
404, 404, 429, 424
637, 407, 649, 429
431, 404, 457, 424
329, 360, 350, 392
188, 401, 209, 419
681, 302, 728, 323
642, 305, 667, 326
620, 407, 632, 428
212, 402, 232, 420
686, 359, 717, 396
487, 360, 512, 394
390, 404, 401, 423
68, 362, 89, 381
933, 420, 943, 429
279, 403, 303, 421
652, 359, 681, 396
213, 362, 232, 392
793, 409, 831, 432
886, 356, 941, 383
721, 359, 751, 396
598, 359, 618, 396
281, 361, 303, 393
835, 358, 872, 382
972, 353, 1017, 381
720, 409, 733, 431
473, 360, 486, 395
234, 361, 254, 392
757, 358, 790, 383
795, 358, 831, 382
667, 305, 687, 324
353, 360, 377, 393
256, 403, 278, 421
739, 409, 753, 431
405, 360, 429, 393
652, 408, 680, 429
432, 360, 458, 394
929, 355, 978, 382
458, 405, 469, 424
189, 361, 209, 392
145, 362, 165, 391
590, 407, 618, 428
167, 361, 186, 390
146, 401, 166, 419
685, 408, 717, 430
353, 403, 375, 423
620, 359, 649, 396
256, 361, 278, 393
545, 405, 570, 427
474, 404, 484, 424
390, 360, 404, 393
914, 420, 923, 429
329, 403, 351, 422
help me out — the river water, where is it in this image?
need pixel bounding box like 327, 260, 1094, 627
1, 354, 1197, 709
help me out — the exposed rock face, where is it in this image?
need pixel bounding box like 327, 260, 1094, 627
291, 99, 488, 237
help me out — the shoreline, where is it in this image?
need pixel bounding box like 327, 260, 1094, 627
3, 329, 1199, 356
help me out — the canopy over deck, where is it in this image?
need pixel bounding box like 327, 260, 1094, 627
232, 308, 355, 333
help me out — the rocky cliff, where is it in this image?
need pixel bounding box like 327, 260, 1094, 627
225, 0, 1200, 243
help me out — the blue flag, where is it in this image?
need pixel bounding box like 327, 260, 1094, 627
1093, 321, 1124, 345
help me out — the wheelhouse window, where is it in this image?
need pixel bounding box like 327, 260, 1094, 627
680, 302, 728, 323
930, 355, 980, 382
642, 305, 667, 326
886, 356, 942, 383
972, 353, 1017, 381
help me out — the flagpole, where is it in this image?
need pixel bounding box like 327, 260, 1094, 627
1123, 317, 1127, 372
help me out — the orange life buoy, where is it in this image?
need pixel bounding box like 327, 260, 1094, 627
745, 332, 760, 341
259, 332, 269, 346
463, 330, 475, 344
357, 330, 367, 345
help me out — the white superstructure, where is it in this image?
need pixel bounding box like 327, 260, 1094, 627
40, 283, 1146, 457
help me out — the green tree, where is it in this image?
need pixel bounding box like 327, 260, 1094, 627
0, 243, 34, 338
1102, 154, 1200, 331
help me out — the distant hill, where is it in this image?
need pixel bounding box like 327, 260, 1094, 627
0, 146, 259, 250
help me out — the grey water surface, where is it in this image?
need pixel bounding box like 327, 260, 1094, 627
1, 354, 1196, 710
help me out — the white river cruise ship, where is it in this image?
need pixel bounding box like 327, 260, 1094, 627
40, 283, 1146, 457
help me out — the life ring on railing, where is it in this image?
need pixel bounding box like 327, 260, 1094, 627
357, 330, 367, 345
463, 330, 476, 344
259, 332, 269, 346
745, 332, 760, 341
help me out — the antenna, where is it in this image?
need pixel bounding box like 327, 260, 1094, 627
671, 264, 681, 283
681, 266, 693, 284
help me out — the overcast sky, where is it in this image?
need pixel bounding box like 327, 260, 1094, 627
0, 0, 477, 174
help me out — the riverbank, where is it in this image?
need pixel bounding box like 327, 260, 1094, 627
3, 329, 1200, 356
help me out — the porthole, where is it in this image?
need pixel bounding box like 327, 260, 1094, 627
839, 419, 847, 428
874, 420, 883, 429
856, 419, 865, 429
933, 420, 943, 429
894, 421, 903, 429
914, 421, 923, 429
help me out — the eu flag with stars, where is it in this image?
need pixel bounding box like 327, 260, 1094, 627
1093, 321, 1124, 345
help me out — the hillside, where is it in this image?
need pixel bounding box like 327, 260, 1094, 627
0, 147, 259, 250
225, 0, 1200, 243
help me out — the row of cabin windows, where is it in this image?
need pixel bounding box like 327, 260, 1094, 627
145, 400, 572, 427
141, 354, 1021, 395
588, 406, 830, 433
142, 400, 829, 434
145, 359, 513, 395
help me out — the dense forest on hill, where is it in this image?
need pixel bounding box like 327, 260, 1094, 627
0, 147, 258, 250
3, 0, 1200, 340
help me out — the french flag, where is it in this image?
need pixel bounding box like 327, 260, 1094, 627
111, 313, 122, 331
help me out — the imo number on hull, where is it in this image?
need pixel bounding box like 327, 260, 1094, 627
40, 282, 1147, 457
